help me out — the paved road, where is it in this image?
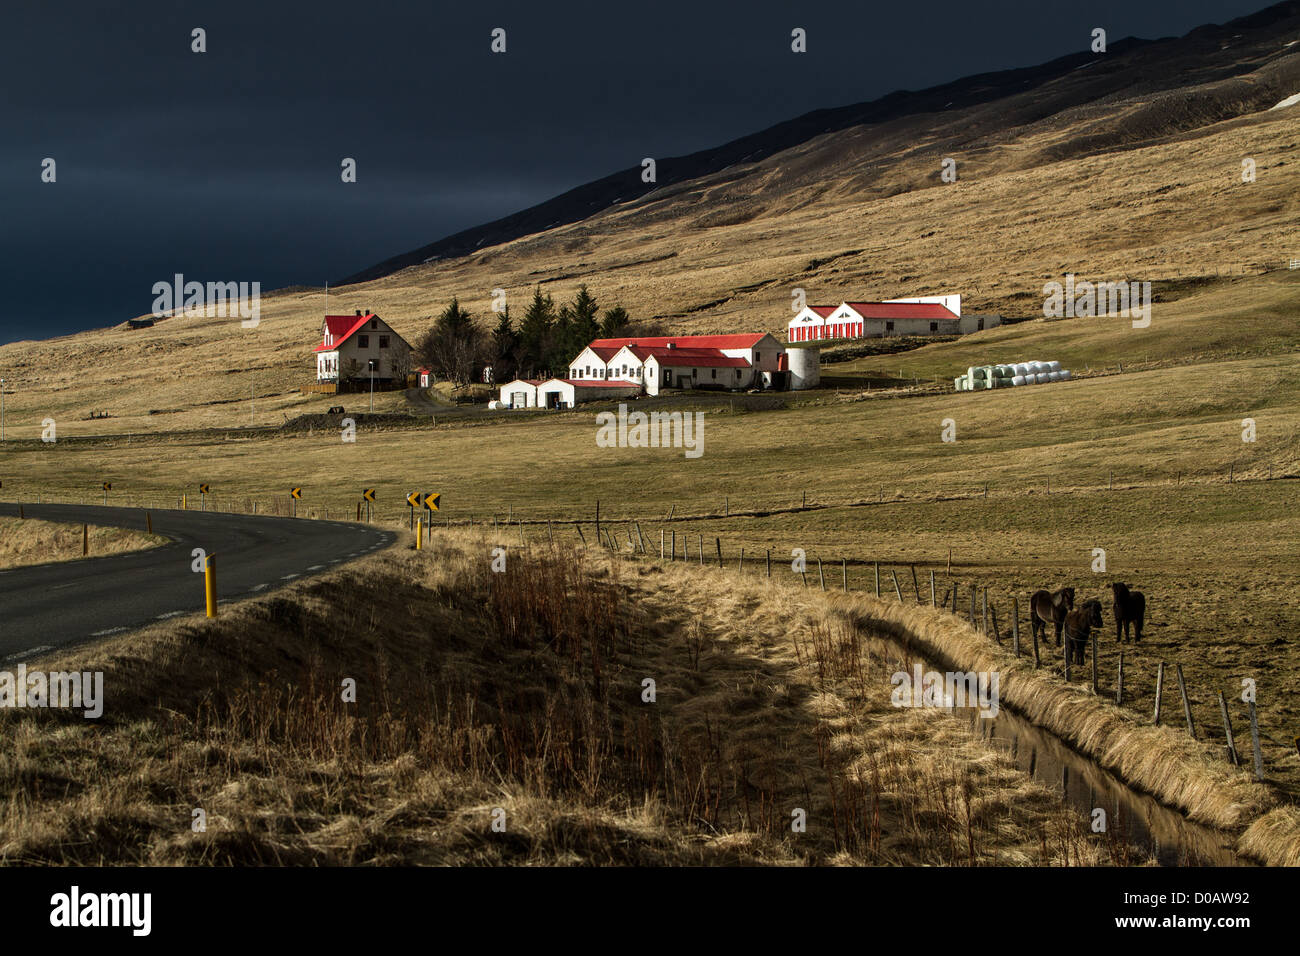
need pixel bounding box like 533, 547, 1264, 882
0, 503, 395, 658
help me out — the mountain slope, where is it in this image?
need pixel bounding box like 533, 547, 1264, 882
341, 0, 1300, 287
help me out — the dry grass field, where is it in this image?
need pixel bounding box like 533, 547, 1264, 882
0, 10, 1296, 865
1, 530, 1166, 865
0, 516, 161, 570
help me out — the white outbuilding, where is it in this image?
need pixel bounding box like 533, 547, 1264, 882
499, 379, 542, 408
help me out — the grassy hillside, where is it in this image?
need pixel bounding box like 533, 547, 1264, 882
0, 52, 1296, 437
1, 531, 1135, 865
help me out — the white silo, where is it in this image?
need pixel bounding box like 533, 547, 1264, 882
788, 347, 821, 390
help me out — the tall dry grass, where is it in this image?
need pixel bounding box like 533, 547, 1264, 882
0, 516, 161, 570
0, 528, 1141, 865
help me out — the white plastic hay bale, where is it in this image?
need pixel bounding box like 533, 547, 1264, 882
1013, 363, 1029, 376
1011, 375, 1027, 386
1035, 372, 1051, 384
1048, 371, 1063, 382
1060, 369, 1072, 381
1048, 360, 1062, 372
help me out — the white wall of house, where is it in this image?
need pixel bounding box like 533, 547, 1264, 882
318, 316, 411, 382
499, 380, 538, 408
569, 347, 613, 381
789, 306, 828, 342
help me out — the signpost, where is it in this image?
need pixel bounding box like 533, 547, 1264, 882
290, 486, 302, 517
406, 491, 420, 530
199, 483, 211, 512
102, 481, 112, 505
362, 487, 376, 523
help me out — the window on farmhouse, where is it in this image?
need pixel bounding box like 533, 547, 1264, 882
711, 369, 717, 380
885, 322, 894, 332
379, 335, 389, 348
755, 351, 761, 362
359, 335, 369, 348
930, 322, 938, 332
370, 319, 378, 330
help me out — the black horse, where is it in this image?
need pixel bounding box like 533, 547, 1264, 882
1111, 582, 1145, 644
1030, 587, 1075, 647
1063, 599, 1104, 666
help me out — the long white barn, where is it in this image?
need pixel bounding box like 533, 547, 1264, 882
501, 332, 794, 408
789, 295, 998, 342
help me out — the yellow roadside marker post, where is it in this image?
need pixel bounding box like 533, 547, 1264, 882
416, 518, 423, 551
205, 555, 218, 618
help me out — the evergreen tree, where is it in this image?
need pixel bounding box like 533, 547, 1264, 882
599, 306, 630, 338
517, 287, 556, 376
489, 306, 518, 383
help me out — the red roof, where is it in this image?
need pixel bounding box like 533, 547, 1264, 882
315, 313, 377, 352
809, 306, 837, 318
628, 346, 749, 367
576, 346, 621, 361
589, 333, 769, 350
547, 379, 641, 388
843, 302, 958, 320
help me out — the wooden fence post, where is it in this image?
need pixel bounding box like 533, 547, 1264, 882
891, 570, 903, 601
1153, 662, 1165, 725
715, 537, 723, 568
1091, 632, 1098, 694
738, 548, 744, 572
930, 571, 935, 607
911, 565, 920, 602
980, 588, 988, 634
842, 559, 848, 592
819, 559, 826, 591
1175, 664, 1196, 738
670, 530, 675, 561
766, 549, 771, 578
660, 529, 664, 559
1063, 633, 1070, 682
874, 563, 880, 597
1218, 692, 1238, 766
1248, 701, 1264, 781
1011, 596, 1020, 657
1115, 652, 1124, 705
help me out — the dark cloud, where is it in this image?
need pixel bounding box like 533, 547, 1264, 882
0, 0, 1271, 342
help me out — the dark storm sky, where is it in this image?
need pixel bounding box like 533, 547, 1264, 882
0, 0, 1273, 344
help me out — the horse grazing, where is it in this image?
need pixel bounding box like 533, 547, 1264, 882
1030, 587, 1075, 646
1111, 582, 1146, 644
1063, 599, 1104, 666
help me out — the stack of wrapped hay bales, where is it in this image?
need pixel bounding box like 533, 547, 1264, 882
954, 360, 1072, 391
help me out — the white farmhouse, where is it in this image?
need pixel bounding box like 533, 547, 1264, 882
788, 295, 999, 341
570, 333, 786, 396
314, 310, 414, 386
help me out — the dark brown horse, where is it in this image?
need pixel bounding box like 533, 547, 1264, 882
1111, 582, 1145, 644
1063, 599, 1104, 666
1030, 587, 1075, 646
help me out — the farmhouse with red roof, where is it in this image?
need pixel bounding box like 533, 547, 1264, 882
314, 309, 414, 387
788, 295, 1000, 342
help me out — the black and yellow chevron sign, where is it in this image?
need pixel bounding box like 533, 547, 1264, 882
290, 487, 303, 499
406, 491, 421, 508
102, 482, 112, 491
199, 483, 210, 494
423, 493, 441, 512
362, 488, 376, 502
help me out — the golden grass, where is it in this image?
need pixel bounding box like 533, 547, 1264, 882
0, 96, 1295, 437
0, 528, 1146, 866
0, 516, 162, 570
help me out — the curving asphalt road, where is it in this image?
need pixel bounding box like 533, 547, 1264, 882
0, 503, 396, 659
